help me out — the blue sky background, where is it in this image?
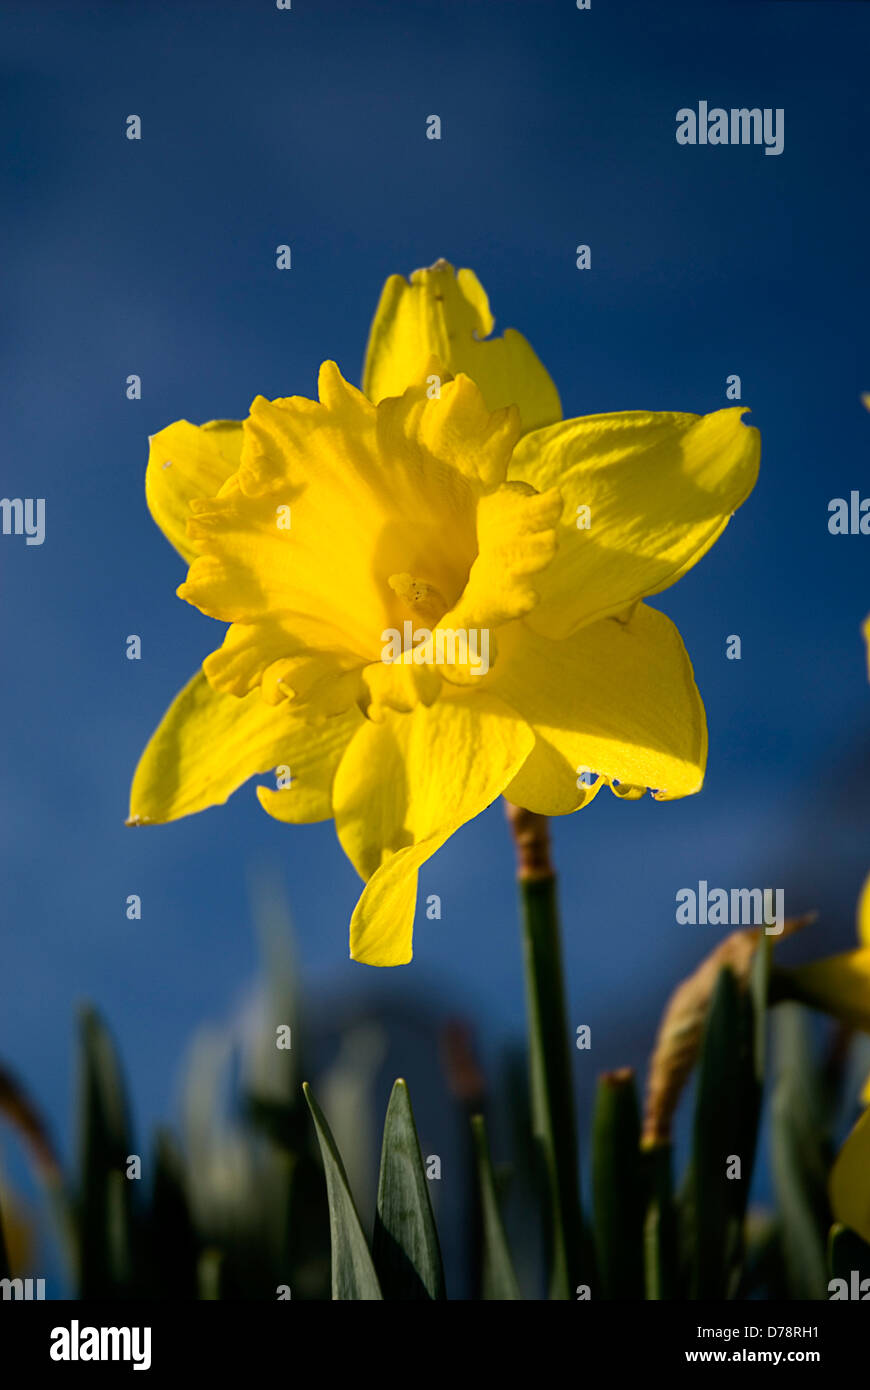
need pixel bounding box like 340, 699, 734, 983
1, 0, 869, 1277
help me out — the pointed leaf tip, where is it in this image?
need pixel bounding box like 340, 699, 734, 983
373, 1078, 445, 1299
304, 1082, 382, 1301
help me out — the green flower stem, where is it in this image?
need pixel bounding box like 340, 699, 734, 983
505, 802, 583, 1300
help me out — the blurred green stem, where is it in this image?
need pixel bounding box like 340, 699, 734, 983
505, 802, 582, 1300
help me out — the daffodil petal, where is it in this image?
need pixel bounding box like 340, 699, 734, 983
489, 603, 706, 812
374, 369, 521, 492
128, 670, 360, 825
146, 420, 243, 563
785, 949, 870, 1032
440, 481, 562, 635
332, 695, 535, 965
831, 1107, 870, 1243
510, 407, 760, 639
503, 740, 606, 816
363, 260, 561, 434
361, 655, 442, 717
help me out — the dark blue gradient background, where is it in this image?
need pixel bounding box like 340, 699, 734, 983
1, 0, 868, 1247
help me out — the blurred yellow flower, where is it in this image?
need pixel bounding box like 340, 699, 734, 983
129, 260, 759, 965
831, 1106, 870, 1244
828, 875, 870, 1242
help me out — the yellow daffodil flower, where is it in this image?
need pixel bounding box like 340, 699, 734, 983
129, 260, 760, 966
825, 876, 870, 1241
831, 1105, 870, 1243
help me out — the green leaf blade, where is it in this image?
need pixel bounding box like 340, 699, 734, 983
373, 1079, 445, 1299
691, 966, 744, 1299
770, 1004, 831, 1300
76, 1006, 136, 1298
591, 1069, 645, 1300
303, 1082, 382, 1301
471, 1114, 522, 1301
644, 1142, 678, 1300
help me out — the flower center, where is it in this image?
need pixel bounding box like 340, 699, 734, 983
387, 572, 450, 635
